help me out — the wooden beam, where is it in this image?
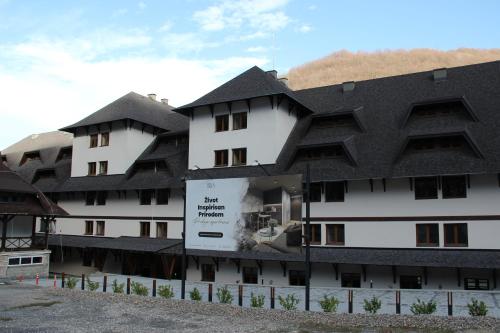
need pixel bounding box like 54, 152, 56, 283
493, 269, 497, 289
332, 263, 338, 280
423, 266, 428, 285
212, 257, 219, 272
245, 99, 251, 113
280, 261, 287, 277
369, 179, 374, 192
191, 256, 200, 270
226, 102, 232, 115
362, 265, 367, 282
268, 95, 274, 109
31, 216, 36, 247
409, 178, 413, 191
256, 260, 263, 275
392, 265, 397, 284
382, 178, 387, 192
277, 94, 284, 108
456, 268, 461, 287
209, 104, 214, 118
1, 215, 9, 250
231, 259, 241, 273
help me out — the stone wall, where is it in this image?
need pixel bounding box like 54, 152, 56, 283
0, 250, 50, 279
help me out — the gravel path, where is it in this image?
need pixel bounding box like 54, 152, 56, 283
1, 283, 499, 333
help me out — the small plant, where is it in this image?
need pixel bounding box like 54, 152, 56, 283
467, 298, 488, 316
158, 285, 175, 299
363, 296, 382, 314
278, 294, 300, 311
319, 295, 340, 313
65, 276, 77, 289
250, 292, 265, 308
216, 286, 233, 304
189, 288, 202, 301
130, 281, 149, 296
112, 279, 125, 294
86, 278, 100, 292
410, 298, 437, 315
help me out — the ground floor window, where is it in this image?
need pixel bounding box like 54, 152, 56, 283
201, 264, 215, 282
326, 224, 345, 245
8, 256, 43, 266
140, 222, 150, 237
289, 270, 306, 286
464, 278, 489, 290
400, 275, 422, 289
444, 223, 468, 246
156, 222, 168, 238
416, 223, 439, 247
242, 267, 258, 284
341, 273, 361, 288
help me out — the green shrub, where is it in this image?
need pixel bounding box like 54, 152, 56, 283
189, 288, 202, 301
363, 296, 382, 314
158, 285, 175, 299
112, 279, 125, 294
467, 298, 488, 316
86, 278, 100, 292
130, 281, 148, 296
216, 286, 233, 304
319, 295, 340, 313
65, 276, 77, 289
278, 294, 300, 311
410, 298, 437, 315
250, 292, 265, 308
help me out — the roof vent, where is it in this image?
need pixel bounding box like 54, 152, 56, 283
342, 81, 355, 93
161, 98, 169, 104
433, 68, 447, 81
147, 93, 157, 101
278, 77, 288, 87
266, 70, 277, 79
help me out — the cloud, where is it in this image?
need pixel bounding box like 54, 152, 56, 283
138, 1, 147, 10
297, 24, 312, 33
158, 20, 173, 32
246, 46, 266, 53
308, 4, 317, 10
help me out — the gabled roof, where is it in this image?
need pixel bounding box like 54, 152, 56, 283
60, 92, 188, 133
174, 66, 313, 115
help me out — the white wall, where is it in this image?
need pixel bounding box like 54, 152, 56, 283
71, 121, 156, 177
188, 97, 297, 169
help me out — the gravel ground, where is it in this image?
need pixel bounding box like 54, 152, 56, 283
0, 283, 499, 333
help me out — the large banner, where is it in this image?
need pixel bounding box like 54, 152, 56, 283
185, 175, 302, 252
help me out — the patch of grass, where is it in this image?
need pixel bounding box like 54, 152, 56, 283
7, 301, 61, 310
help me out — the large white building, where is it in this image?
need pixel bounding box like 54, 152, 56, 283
2, 62, 500, 290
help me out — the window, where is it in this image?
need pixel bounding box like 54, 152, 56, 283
39, 219, 55, 233
88, 162, 97, 176
140, 190, 153, 205
325, 182, 345, 202
232, 148, 247, 166
96, 191, 107, 206
32, 256, 43, 264
400, 276, 422, 289
156, 222, 168, 238
215, 114, 229, 132
444, 223, 468, 246
156, 189, 169, 205
7, 256, 43, 266
414, 177, 438, 199
99, 161, 108, 175
416, 224, 439, 247
100, 132, 110, 146
304, 182, 322, 202
8, 258, 20, 265
201, 264, 215, 282
326, 224, 345, 245
242, 267, 258, 284
305, 224, 321, 245
442, 175, 467, 199
85, 191, 96, 206
289, 270, 306, 286
140, 222, 150, 237
96, 221, 105, 236
89, 134, 98, 148
214, 150, 228, 167
84, 221, 93, 235
20, 151, 41, 165
464, 278, 489, 290
341, 273, 361, 288
233, 112, 247, 130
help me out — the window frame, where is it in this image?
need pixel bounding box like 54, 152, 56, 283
140, 221, 151, 237
444, 223, 468, 247
232, 148, 247, 166
140, 189, 153, 205
232, 112, 248, 130
415, 223, 439, 247
307, 224, 321, 245
242, 267, 258, 284
400, 275, 423, 289
96, 191, 107, 206
214, 149, 228, 167
324, 181, 345, 202
442, 175, 467, 199
341, 273, 361, 288
88, 162, 97, 176
414, 177, 438, 200
95, 221, 105, 236
326, 224, 345, 245
156, 222, 168, 238
84, 220, 94, 235
201, 263, 215, 282
289, 270, 306, 286
89, 134, 98, 148
99, 161, 108, 175
85, 191, 96, 206
156, 189, 170, 205
100, 132, 110, 147
215, 114, 229, 132
305, 182, 322, 203
464, 278, 490, 290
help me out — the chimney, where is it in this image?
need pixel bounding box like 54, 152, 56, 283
266, 70, 278, 79
342, 81, 355, 93
161, 98, 169, 104
147, 93, 157, 101
433, 68, 447, 81
278, 77, 289, 87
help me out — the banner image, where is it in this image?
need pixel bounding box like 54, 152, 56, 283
185, 174, 303, 252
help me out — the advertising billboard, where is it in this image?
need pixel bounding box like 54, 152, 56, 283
185, 174, 302, 252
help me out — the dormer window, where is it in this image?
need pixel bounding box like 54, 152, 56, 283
19, 151, 41, 166
101, 133, 109, 146
56, 147, 72, 162
233, 112, 247, 130
215, 115, 229, 132
214, 150, 228, 167
314, 114, 354, 128
298, 146, 344, 160
99, 161, 108, 175
89, 134, 98, 148
410, 136, 464, 151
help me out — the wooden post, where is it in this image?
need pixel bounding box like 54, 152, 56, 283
270, 287, 275, 309
103, 275, 107, 292
1, 216, 8, 250
348, 290, 353, 313
396, 290, 401, 314
208, 283, 213, 302
81, 274, 85, 290
31, 216, 36, 248
152, 279, 157, 297
126, 277, 131, 294
448, 292, 453, 316
61, 272, 65, 288
238, 285, 243, 306
304, 163, 311, 311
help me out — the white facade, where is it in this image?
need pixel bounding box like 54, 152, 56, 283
188, 97, 297, 169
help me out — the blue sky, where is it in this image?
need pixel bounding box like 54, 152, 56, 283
1, 0, 499, 149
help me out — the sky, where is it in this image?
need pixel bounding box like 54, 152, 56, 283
1, 0, 499, 149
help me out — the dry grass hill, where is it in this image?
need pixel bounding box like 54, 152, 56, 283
287, 48, 500, 90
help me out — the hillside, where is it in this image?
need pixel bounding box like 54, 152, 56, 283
287, 48, 500, 90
